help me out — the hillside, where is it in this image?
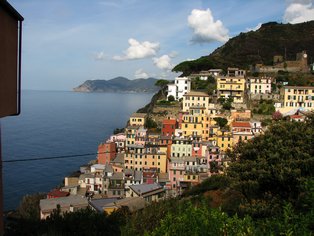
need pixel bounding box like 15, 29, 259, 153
173, 21, 314, 75
73, 77, 159, 93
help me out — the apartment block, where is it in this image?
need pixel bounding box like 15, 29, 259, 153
167, 77, 191, 100
182, 91, 210, 112
248, 77, 272, 94
281, 86, 314, 111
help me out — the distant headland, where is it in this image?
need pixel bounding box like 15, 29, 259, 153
73, 77, 159, 93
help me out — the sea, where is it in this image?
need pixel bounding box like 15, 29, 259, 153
1, 90, 153, 211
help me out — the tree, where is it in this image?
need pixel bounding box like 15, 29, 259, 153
17, 193, 46, 220
272, 111, 283, 120
227, 115, 314, 216
168, 95, 175, 102
155, 79, 169, 88
213, 117, 228, 129
155, 79, 169, 97
145, 117, 157, 129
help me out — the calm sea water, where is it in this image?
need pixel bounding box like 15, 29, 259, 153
1, 90, 153, 210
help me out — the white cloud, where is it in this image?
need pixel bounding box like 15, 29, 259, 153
169, 51, 178, 58
283, 2, 314, 23
246, 23, 262, 32
113, 38, 160, 60
94, 51, 106, 61
187, 8, 229, 43
134, 69, 149, 79
153, 55, 173, 71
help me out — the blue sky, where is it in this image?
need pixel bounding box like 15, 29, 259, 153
9, 0, 314, 90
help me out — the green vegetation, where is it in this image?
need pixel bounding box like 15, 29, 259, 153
167, 95, 175, 102
173, 21, 314, 75
113, 127, 125, 134
252, 99, 275, 115
145, 117, 158, 129
275, 71, 314, 87
191, 76, 216, 95
7, 207, 129, 236
218, 97, 233, 110
213, 117, 228, 129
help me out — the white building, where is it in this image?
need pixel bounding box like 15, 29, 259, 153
167, 77, 191, 100
248, 77, 272, 94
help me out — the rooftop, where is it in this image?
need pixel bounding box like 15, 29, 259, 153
104, 197, 146, 212
183, 91, 209, 97
129, 183, 163, 196
89, 198, 119, 212
111, 153, 124, 164
47, 189, 70, 198
130, 113, 147, 118
40, 195, 88, 212
232, 122, 251, 128
162, 119, 176, 125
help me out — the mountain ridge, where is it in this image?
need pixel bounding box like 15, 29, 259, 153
73, 77, 159, 93
173, 21, 314, 75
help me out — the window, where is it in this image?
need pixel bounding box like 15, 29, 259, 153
173, 170, 176, 174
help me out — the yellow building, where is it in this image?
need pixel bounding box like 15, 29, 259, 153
217, 76, 246, 103
215, 131, 233, 152
125, 126, 138, 148
181, 107, 204, 138
281, 86, 314, 111
182, 91, 210, 112
183, 173, 199, 183
129, 113, 146, 126
124, 148, 167, 173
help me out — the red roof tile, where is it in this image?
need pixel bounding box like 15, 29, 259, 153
162, 119, 176, 125
47, 189, 70, 198
232, 122, 251, 128
290, 115, 303, 119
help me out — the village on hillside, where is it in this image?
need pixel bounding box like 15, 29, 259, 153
39, 51, 314, 219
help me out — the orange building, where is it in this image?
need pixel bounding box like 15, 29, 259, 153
161, 119, 177, 136
97, 142, 116, 165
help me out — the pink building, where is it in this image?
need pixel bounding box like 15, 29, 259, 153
168, 158, 185, 192
107, 133, 126, 153
192, 141, 203, 157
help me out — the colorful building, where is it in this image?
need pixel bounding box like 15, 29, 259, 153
217, 68, 246, 103
281, 86, 314, 111
129, 113, 146, 126
182, 91, 210, 112
97, 142, 116, 165
171, 137, 192, 158
162, 118, 177, 136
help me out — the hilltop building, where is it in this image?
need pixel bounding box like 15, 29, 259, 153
256, 51, 309, 73
216, 68, 246, 103
279, 86, 314, 113
167, 77, 191, 101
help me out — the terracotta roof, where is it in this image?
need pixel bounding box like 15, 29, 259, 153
183, 91, 209, 97
162, 119, 176, 125
290, 115, 303, 119
130, 113, 147, 118
232, 122, 251, 128
47, 189, 70, 198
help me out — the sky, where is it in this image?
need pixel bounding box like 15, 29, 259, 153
9, 0, 314, 91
